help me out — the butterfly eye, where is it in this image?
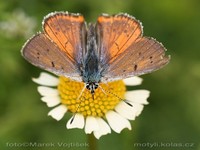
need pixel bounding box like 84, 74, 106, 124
94, 83, 99, 89
86, 84, 90, 89
94, 84, 98, 89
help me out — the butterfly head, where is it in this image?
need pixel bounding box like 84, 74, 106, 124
86, 82, 99, 97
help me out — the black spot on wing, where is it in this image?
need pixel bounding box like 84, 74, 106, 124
150, 56, 153, 63
134, 64, 138, 71
37, 52, 40, 59
51, 61, 55, 67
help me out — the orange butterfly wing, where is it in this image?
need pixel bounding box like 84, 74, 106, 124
97, 13, 142, 64
43, 12, 86, 64
22, 12, 86, 81
97, 14, 170, 82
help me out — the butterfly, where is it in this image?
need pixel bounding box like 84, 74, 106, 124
21, 12, 170, 95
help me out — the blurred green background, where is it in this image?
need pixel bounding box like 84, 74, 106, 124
0, 0, 200, 149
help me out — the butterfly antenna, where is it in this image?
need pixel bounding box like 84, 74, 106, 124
70, 114, 75, 124
98, 85, 108, 96
99, 85, 133, 107
77, 85, 86, 101
70, 85, 86, 124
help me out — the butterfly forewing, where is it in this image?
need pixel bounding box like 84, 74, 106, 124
97, 14, 142, 65
43, 12, 86, 65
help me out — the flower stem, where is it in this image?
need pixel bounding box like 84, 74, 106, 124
88, 134, 97, 150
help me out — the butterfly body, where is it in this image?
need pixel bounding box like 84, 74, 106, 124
21, 12, 170, 94
82, 24, 100, 83
82, 24, 101, 93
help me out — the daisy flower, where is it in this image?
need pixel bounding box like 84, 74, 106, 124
32, 72, 150, 139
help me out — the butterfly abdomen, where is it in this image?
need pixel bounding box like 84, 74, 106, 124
82, 24, 101, 83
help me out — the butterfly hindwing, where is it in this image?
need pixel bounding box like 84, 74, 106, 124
22, 33, 82, 81
100, 37, 170, 82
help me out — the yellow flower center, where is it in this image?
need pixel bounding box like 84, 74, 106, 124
57, 77, 126, 117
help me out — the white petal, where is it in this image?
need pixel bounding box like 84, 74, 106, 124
85, 116, 99, 134
123, 76, 143, 86
125, 90, 150, 104
37, 86, 59, 96
93, 118, 111, 139
41, 96, 60, 107
105, 111, 131, 133
132, 103, 144, 117
66, 114, 84, 129
48, 105, 67, 121
32, 72, 59, 86
115, 101, 137, 120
